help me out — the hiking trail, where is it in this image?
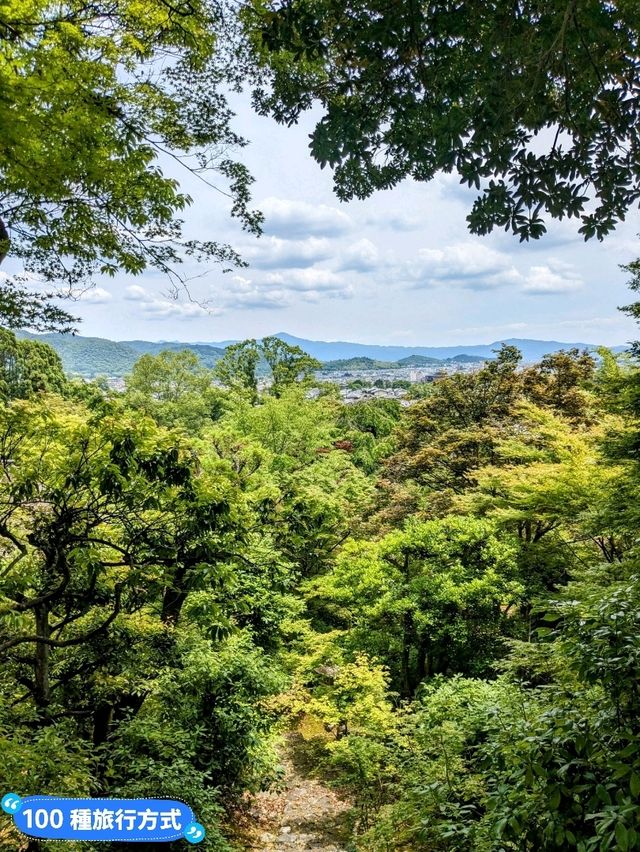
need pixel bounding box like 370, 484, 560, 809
235, 731, 353, 851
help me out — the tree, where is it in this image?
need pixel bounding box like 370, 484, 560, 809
308, 516, 521, 696
336, 398, 402, 473
215, 337, 322, 402
0, 392, 293, 846
386, 345, 522, 496
125, 349, 225, 430
0, 398, 234, 715
261, 335, 320, 397
481, 576, 640, 852
0, 328, 67, 399
248, 0, 640, 240
522, 348, 596, 423
460, 402, 628, 597
0, 0, 261, 329
215, 339, 261, 402
229, 386, 374, 575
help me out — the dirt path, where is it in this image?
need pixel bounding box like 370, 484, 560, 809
235, 732, 353, 851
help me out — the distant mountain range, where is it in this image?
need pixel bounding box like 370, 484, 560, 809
248, 333, 626, 363
16, 330, 627, 378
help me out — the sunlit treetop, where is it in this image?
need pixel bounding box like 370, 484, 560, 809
247, 0, 640, 241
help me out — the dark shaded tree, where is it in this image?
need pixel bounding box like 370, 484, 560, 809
248, 0, 640, 241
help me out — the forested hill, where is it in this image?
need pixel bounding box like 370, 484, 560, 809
15, 330, 623, 377
15, 332, 225, 377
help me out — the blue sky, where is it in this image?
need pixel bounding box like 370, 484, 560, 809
54, 95, 640, 346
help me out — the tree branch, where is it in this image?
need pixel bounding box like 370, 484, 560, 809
0, 583, 124, 653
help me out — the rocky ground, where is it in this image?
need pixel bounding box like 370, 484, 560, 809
233, 731, 353, 852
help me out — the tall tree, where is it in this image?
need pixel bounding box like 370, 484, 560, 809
0, 329, 67, 399
215, 339, 261, 402
522, 348, 596, 423
386, 345, 522, 496
215, 337, 321, 402
125, 349, 225, 430
261, 336, 320, 397
308, 516, 520, 696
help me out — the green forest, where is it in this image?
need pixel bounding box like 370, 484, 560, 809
2, 308, 640, 850
4, 0, 640, 849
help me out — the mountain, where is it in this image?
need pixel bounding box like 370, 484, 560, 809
397, 354, 448, 366
16, 332, 224, 377
121, 341, 224, 369
446, 353, 490, 363
205, 332, 624, 363
322, 357, 399, 371
16, 330, 627, 379
17, 332, 141, 377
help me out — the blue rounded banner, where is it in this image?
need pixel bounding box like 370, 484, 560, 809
9, 796, 202, 843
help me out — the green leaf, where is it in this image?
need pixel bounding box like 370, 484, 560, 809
615, 822, 629, 851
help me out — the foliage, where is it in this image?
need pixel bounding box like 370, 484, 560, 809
0, 328, 639, 851
336, 398, 402, 473
125, 349, 226, 431
480, 575, 640, 852
385, 345, 523, 497
522, 349, 597, 424
215, 339, 261, 402
0, 328, 67, 399
0, 0, 260, 329
360, 676, 513, 851
215, 336, 321, 401
0, 392, 287, 847
261, 335, 321, 397
248, 0, 640, 241
307, 516, 521, 696
15, 332, 226, 379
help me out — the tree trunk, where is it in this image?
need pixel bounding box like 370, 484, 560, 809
93, 702, 114, 746
33, 603, 51, 712
161, 569, 188, 625
0, 217, 9, 265
416, 634, 430, 685
401, 609, 413, 698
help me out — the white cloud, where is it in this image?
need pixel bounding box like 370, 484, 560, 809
522, 261, 583, 294
215, 275, 289, 311
57, 286, 113, 303
208, 268, 354, 312
265, 267, 350, 294
408, 242, 523, 290
245, 236, 332, 269
75, 286, 112, 304
337, 239, 383, 273
124, 284, 214, 319
124, 285, 148, 302
365, 211, 423, 231
260, 197, 354, 239
433, 171, 481, 205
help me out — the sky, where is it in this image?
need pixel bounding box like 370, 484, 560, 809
54, 95, 640, 347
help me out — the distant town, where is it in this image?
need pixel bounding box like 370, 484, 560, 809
312, 357, 486, 403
